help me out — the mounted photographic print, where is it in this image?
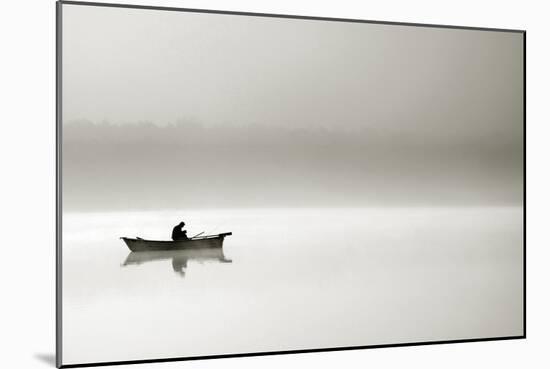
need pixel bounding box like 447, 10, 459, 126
56, 1, 525, 367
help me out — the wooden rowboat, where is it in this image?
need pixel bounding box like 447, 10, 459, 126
121, 232, 232, 252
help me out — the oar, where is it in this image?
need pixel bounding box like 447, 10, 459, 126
191, 231, 204, 239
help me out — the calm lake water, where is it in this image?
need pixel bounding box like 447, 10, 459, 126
62, 207, 523, 364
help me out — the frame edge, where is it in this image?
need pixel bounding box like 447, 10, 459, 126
56, 0, 63, 367
58, 0, 525, 34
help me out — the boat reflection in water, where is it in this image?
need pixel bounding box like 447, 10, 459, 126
122, 248, 232, 277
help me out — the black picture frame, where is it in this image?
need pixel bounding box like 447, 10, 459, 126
56, 1, 526, 367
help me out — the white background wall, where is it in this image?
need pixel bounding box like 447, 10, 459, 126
0, 0, 547, 368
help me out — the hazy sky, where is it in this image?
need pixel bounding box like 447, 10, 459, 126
61, 4, 524, 211
62, 4, 523, 135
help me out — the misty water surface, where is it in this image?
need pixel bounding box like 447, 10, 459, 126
62, 207, 523, 364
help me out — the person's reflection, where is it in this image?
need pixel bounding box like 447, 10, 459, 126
122, 248, 232, 278
171, 255, 189, 277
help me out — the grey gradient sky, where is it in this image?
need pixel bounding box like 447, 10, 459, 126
61, 4, 524, 211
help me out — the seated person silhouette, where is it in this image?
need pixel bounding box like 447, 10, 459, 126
171, 221, 189, 241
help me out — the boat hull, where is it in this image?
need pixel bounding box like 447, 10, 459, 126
121, 233, 231, 252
